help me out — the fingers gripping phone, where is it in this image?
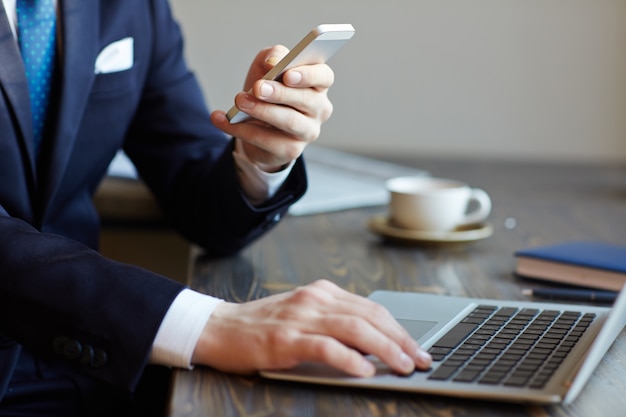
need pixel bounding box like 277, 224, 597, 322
226, 23, 355, 123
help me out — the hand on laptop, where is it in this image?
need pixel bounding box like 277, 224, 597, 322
191, 279, 432, 377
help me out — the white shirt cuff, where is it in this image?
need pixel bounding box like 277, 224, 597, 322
233, 138, 295, 206
149, 289, 223, 369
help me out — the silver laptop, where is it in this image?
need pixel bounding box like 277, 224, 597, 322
262, 288, 626, 404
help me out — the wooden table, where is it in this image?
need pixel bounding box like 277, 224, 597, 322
167, 157, 626, 417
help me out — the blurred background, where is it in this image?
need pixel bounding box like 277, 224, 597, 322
169, 0, 626, 163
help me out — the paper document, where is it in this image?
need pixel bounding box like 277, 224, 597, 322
291, 146, 427, 216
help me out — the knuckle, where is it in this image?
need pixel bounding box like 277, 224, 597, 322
312, 278, 334, 289
369, 302, 391, 319
290, 280, 337, 305
298, 121, 321, 143
283, 111, 303, 135
270, 44, 289, 56
267, 327, 296, 348
309, 338, 335, 363
310, 279, 341, 295
320, 100, 333, 122
291, 285, 321, 304
328, 70, 335, 86
339, 316, 368, 339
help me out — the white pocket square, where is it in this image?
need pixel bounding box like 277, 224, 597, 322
94, 37, 134, 74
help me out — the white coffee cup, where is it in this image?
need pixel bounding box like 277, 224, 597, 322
386, 176, 492, 231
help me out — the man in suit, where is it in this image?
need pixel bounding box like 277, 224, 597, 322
0, 0, 432, 415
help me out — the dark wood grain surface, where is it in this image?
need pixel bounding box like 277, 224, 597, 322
167, 157, 626, 417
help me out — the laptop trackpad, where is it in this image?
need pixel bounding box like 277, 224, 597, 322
397, 319, 438, 340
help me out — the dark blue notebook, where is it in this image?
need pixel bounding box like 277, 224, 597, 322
516, 241, 626, 272
514, 241, 626, 291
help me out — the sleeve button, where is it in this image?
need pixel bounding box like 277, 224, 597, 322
52, 336, 70, 355
90, 348, 108, 368
79, 345, 94, 366
62, 339, 83, 361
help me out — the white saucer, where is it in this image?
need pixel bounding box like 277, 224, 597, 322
367, 215, 493, 244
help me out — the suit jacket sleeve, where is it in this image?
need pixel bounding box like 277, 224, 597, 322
0, 0, 307, 395
0, 214, 185, 392
121, 0, 307, 256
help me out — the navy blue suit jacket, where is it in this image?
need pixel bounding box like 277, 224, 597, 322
0, 0, 306, 400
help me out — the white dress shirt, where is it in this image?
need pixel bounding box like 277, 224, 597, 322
2, 0, 293, 369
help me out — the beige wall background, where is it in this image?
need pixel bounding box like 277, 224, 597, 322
170, 0, 626, 162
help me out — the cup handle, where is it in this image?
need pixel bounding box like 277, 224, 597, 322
461, 188, 492, 226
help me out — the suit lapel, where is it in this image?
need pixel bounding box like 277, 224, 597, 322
0, 1, 37, 173
41, 0, 99, 212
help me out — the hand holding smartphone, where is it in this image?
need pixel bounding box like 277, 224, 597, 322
226, 23, 355, 123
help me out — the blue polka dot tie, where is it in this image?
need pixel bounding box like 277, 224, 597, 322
16, 0, 56, 153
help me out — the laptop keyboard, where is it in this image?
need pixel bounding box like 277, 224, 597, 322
427, 305, 596, 388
